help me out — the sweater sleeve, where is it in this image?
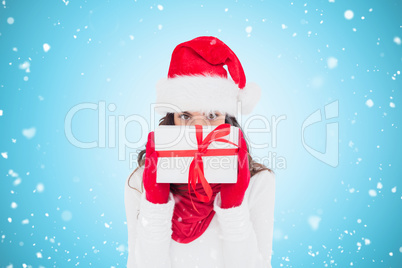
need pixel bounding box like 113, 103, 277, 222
124, 167, 175, 268
213, 170, 276, 268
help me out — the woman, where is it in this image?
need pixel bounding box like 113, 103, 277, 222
125, 36, 276, 267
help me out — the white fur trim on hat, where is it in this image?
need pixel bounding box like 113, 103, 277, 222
237, 82, 262, 114
155, 75, 261, 115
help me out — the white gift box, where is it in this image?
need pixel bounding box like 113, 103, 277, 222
154, 124, 239, 184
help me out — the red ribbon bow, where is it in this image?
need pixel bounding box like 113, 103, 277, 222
156, 123, 239, 213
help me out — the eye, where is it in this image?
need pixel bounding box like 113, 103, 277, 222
179, 113, 191, 120
207, 112, 218, 120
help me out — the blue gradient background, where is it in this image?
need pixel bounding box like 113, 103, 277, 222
1, 0, 401, 267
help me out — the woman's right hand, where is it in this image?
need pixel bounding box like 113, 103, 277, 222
143, 131, 170, 204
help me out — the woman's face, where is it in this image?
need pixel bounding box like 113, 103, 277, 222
174, 111, 225, 126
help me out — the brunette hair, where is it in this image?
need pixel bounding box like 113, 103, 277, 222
128, 113, 274, 194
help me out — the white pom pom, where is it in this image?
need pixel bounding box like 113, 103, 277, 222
237, 82, 261, 114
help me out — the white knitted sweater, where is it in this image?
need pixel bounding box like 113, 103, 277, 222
124, 166, 276, 268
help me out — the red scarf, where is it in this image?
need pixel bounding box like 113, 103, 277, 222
171, 182, 222, 244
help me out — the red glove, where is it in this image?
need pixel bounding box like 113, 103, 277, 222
143, 131, 170, 204
220, 129, 251, 209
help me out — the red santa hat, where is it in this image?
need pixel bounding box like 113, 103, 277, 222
155, 36, 261, 116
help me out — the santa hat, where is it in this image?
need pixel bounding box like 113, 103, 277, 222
155, 36, 261, 116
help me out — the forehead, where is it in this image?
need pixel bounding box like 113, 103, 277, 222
185, 111, 202, 116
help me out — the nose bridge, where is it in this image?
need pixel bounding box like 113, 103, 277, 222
189, 115, 210, 126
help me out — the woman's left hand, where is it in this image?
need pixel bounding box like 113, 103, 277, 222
219, 129, 251, 209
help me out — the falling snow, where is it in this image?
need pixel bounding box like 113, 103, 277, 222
22, 127, 36, 139
1, 1, 400, 267
7, 17, 14, 24
365, 99, 374, 107
43, 43, 51, 52
368, 189, 377, 197
327, 57, 338, 69
344, 10, 354, 20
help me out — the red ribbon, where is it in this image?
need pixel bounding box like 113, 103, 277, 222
156, 123, 239, 213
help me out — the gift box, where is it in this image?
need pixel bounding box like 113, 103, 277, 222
154, 124, 239, 184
